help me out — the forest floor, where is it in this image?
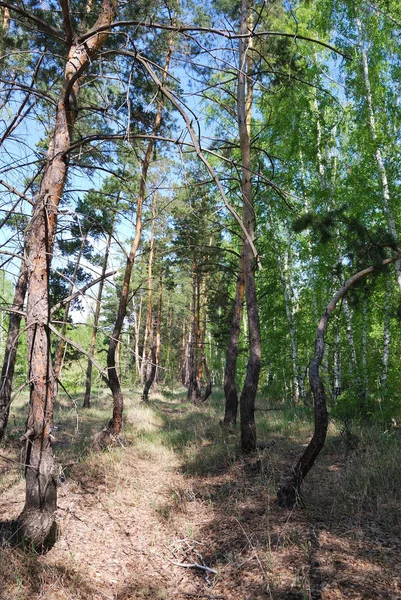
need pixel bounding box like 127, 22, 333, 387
1, 387, 401, 600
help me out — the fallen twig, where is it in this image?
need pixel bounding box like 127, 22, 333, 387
174, 593, 225, 599
170, 560, 217, 575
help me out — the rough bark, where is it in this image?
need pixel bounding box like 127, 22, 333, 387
277, 255, 400, 508
16, 0, 118, 549
0, 262, 28, 441
84, 231, 112, 408
223, 247, 244, 426
237, 0, 261, 453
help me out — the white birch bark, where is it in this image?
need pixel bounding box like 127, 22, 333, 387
356, 15, 401, 292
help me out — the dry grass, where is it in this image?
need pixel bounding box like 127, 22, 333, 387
1, 386, 401, 599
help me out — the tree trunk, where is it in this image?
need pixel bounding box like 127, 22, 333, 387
223, 247, 244, 426
142, 346, 156, 403
101, 36, 173, 440
237, 0, 260, 453
0, 263, 28, 441
277, 255, 400, 508
16, 0, 118, 549
84, 231, 112, 408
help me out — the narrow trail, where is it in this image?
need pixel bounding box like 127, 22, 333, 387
47, 403, 219, 599
1, 392, 401, 599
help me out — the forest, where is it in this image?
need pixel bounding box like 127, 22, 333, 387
0, 0, 401, 598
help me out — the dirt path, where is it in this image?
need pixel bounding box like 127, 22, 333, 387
1, 393, 401, 599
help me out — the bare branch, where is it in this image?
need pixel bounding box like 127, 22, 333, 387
120, 51, 261, 263
0, 179, 33, 205
48, 322, 109, 384
51, 269, 117, 313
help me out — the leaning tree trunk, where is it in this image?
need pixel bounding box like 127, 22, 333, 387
237, 0, 261, 453
223, 247, 244, 426
98, 35, 174, 442
15, 0, 118, 549
0, 263, 28, 441
277, 254, 400, 508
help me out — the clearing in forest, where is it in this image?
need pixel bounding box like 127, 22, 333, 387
0, 389, 400, 600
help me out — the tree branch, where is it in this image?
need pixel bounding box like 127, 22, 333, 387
59, 0, 74, 46
78, 20, 350, 59
48, 322, 109, 384
51, 269, 117, 313
0, 1, 66, 41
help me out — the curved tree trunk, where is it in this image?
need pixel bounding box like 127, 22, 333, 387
0, 262, 28, 441
277, 255, 400, 508
15, 0, 118, 549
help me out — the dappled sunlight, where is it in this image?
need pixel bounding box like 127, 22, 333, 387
0, 388, 400, 598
